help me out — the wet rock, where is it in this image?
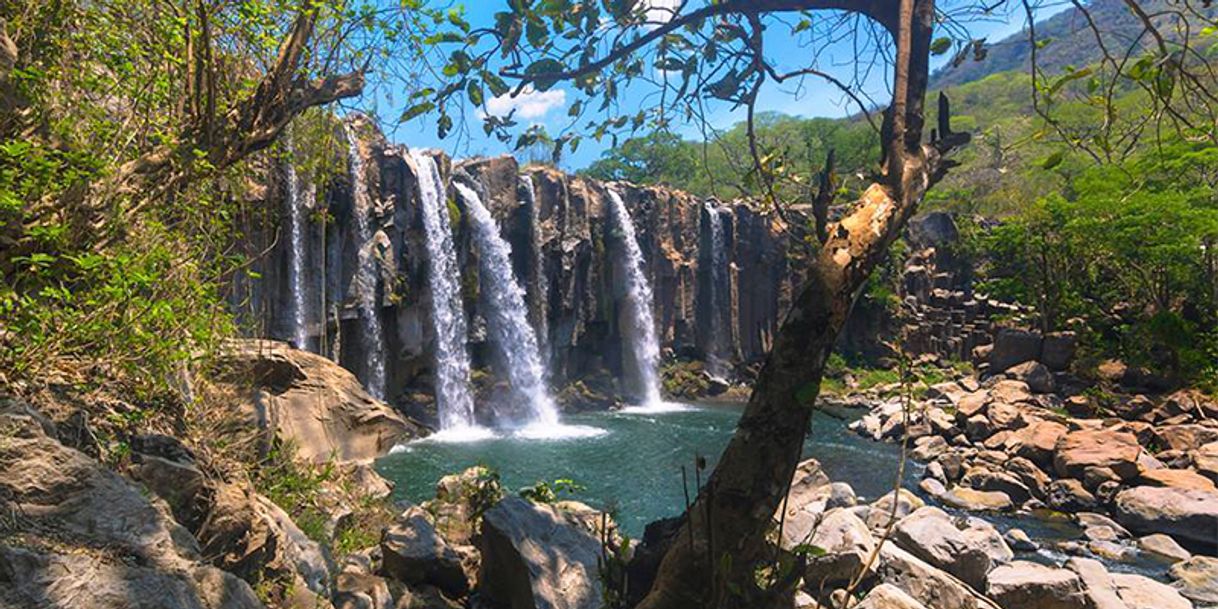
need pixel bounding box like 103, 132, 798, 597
478, 496, 602, 609
381, 507, 469, 597
1137, 534, 1191, 563
1076, 513, 1129, 537
986, 561, 1090, 609
1114, 486, 1218, 548
1170, 556, 1218, 605
1087, 540, 1136, 562
1053, 429, 1142, 480
1004, 529, 1038, 552
1006, 361, 1056, 394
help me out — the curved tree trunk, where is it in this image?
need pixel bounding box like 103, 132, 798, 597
635, 0, 966, 606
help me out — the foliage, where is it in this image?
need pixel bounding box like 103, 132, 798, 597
253, 441, 336, 544
974, 136, 1218, 384
519, 477, 585, 504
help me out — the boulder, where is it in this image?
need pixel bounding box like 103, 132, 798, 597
957, 392, 990, 419
1137, 534, 1191, 563
381, 507, 469, 597
478, 496, 602, 609
891, 507, 994, 590
1046, 479, 1097, 512
1041, 331, 1078, 371
1010, 420, 1069, 467
961, 466, 1033, 504
855, 583, 929, 609
986, 402, 1026, 432
1193, 441, 1218, 483
940, 486, 1013, 512
801, 509, 877, 587
1004, 529, 1038, 552
907, 211, 960, 247
1005, 457, 1051, 499
1155, 424, 1218, 453
988, 380, 1034, 406
912, 435, 949, 461
876, 542, 1001, 609
1139, 468, 1217, 492
333, 572, 393, 609
1006, 361, 1056, 394
986, 561, 1090, 609
1065, 557, 1125, 609
1053, 429, 1143, 480
1114, 486, 1218, 548
1112, 572, 1194, 609
989, 328, 1043, 374
0, 411, 263, 609
866, 489, 924, 530
219, 339, 423, 463
1170, 556, 1218, 605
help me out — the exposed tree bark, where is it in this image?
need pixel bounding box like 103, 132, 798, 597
635, 1, 967, 607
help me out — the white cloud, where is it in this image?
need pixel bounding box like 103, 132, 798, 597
484, 86, 566, 120
644, 0, 680, 24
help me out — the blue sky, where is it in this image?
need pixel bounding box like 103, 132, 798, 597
359, 1, 1067, 170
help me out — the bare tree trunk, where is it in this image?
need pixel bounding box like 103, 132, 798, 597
635, 1, 965, 606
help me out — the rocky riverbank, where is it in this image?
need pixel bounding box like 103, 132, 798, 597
844, 333, 1218, 607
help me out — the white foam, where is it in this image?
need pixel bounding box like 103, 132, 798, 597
619, 400, 695, 414
512, 423, 608, 440
419, 425, 499, 444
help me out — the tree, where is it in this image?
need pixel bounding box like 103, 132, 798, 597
418, 1, 972, 606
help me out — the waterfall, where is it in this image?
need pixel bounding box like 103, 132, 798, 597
704, 202, 729, 379
518, 174, 550, 367
412, 150, 478, 431
343, 124, 387, 399
606, 189, 664, 407
454, 182, 561, 429
285, 151, 309, 351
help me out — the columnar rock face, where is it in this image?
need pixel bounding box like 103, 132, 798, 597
232, 118, 798, 412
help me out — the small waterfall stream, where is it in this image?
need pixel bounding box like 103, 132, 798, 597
344, 124, 387, 399
606, 189, 664, 408
518, 174, 550, 368
704, 203, 729, 378
284, 151, 309, 350
413, 151, 478, 432
455, 182, 561, 430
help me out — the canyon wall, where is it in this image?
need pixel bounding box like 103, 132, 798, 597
228, 119, 800, 412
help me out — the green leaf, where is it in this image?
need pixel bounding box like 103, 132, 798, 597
1041, 151, 1064, 170
467, 81, 484, 106
398, 101, 435, 123
930, 37, 952, 56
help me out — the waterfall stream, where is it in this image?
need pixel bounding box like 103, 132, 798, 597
704, 203, 729, 378
344, 124, 387, 399
518, 175, 550, 369
606, 189, 665, 408
455, 182, 561, 431
285, 151, 309, 351
413, 151, 479, 434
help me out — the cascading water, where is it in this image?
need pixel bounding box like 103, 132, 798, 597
412, 150, 479, 433
455, 182, 561, 430
518, 175, 550, 367
344, 123, 386, 399
284, 151, 310, 351
704, 202, 729, 379
606, 188, 665, 408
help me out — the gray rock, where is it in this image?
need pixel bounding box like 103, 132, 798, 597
1041, 331, 1078, 371
1006, 361, 1056, 394
1113, 572, 1194, 609
1114, 486, 1218, 547
1066, 557, 1126, 609
1004, 529, 1038, 552
891, 507, 994, 591
801, 509, 877, 588
989, 328, 1043, 374
381, 507, 468, 597
876, 542, 1001, 609
0, 412, 263, 609
986, 561, 1090, 609
866, 489, 925, 530
478, 496, 602, 609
